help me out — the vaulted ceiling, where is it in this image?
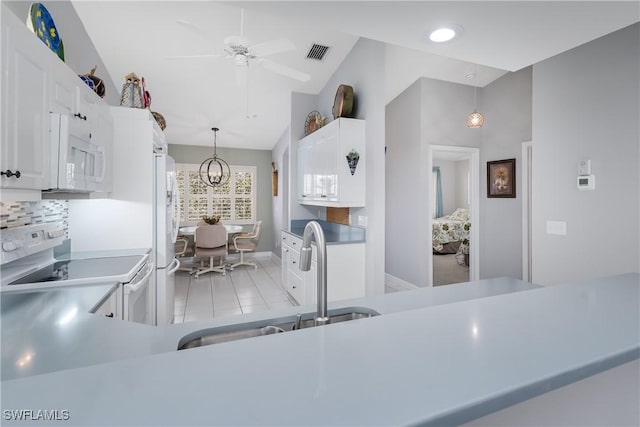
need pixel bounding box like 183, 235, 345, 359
72, 1, 639, 150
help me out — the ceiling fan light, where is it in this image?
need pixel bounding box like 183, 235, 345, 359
466, 110, 484, 128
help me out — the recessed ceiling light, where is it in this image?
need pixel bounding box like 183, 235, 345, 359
429, 27, 457, 42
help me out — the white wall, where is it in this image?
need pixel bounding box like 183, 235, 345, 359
531, 23, 640, 285
4, 1, 120, 106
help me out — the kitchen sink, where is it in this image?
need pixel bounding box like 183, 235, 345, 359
177, 307, 379, 350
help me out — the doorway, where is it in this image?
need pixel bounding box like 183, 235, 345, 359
428, 145, 480, 286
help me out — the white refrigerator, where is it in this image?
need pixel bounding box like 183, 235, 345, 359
68, 107, 180, 325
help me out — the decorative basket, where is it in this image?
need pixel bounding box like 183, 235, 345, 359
152, 111, 166, 130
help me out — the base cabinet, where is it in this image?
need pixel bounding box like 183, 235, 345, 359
281, 231, 365, 305
92, 285, 122, 320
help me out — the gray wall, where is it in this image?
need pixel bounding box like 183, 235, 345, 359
4, 1, 120, 106
455, 160, 470, 211
385, 79, 423, 285
385, 68, 532, 286
479, 67, 532, 280
531, 23, 640, 285
168, 144, 275, 253
288, 38, 387, 296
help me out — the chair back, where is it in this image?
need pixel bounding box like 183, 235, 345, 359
195, 224, 227, 249
250, 221, 263, 243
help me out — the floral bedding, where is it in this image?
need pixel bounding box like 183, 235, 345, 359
432, 209, 470, 254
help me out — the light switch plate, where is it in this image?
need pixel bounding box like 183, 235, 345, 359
546, 220, 567, 235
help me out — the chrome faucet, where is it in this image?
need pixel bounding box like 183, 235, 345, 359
299, 221, 329, 325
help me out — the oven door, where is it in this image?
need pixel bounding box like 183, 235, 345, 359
122, 261, 155, 325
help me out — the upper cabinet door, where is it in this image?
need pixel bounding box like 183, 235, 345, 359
1, 8, 50, 190
297, 118, 365, 207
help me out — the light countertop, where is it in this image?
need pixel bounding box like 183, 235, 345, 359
1, 274, 638, 426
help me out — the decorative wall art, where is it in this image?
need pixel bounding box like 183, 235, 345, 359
27, 3, 64, 61
487, 158, 516, 198
271, 162, 278, 197
346, 149, 360, 176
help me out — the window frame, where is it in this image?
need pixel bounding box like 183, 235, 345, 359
176, 163, 257, 226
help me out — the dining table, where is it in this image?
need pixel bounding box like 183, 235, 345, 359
178, 224, 244, 236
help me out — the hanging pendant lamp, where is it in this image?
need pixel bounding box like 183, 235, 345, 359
199, 127, 230, 187
466, 86, 484, 128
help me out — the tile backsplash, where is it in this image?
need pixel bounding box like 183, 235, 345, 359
0, 201, 69, 237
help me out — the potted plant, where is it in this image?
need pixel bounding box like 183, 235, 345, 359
201, 214, 221, 225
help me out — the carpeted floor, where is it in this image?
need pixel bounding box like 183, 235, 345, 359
433, 253, 469, 286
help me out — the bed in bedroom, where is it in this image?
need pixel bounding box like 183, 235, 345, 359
432, 208, 470, 261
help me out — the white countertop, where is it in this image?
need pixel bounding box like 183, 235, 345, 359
1, 274, 638, 426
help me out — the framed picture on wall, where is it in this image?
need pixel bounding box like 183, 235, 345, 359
487, 158, 516, 198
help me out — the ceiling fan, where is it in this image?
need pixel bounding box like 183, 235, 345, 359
166, 8, 310, 86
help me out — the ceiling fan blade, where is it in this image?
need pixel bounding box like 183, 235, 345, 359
164, 54, 223, 60
261, 59, 310, 82
175, 18, 211, 42
249, 38, 296, 57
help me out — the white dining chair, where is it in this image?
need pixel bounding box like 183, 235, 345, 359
193, 224, 228, 277
230, 221, 263, 270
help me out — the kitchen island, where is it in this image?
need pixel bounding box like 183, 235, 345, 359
1, 274, 638, 426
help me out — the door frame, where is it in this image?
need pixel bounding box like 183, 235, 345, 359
428, 145, 480, 285
521, 141, 532, 282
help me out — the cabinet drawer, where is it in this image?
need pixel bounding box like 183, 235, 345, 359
288, 271, 305, 304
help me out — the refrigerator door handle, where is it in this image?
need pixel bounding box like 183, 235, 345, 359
170, 171, 180, 244
167, 257, 181, 275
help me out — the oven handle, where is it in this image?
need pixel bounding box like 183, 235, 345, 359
125, 263, 154, 294
167, 257, 181, 275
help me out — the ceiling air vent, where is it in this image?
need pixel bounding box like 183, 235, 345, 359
306, 43, 330, 61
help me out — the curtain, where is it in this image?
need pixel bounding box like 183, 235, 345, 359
433, 167, 443, 218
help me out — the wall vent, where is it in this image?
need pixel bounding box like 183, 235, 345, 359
306, 43, 330, 61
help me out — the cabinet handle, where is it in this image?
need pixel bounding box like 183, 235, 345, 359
106, 313, 114, 318
321, 194, 327, 198
292, 260, 296, 264
1, 170, 21, 179
74, 113, 87, 121
292, 285, 297, 289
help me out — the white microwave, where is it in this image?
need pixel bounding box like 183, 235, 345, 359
47, 113, 107, 192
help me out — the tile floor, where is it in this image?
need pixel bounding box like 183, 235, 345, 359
173, 254, 406, 323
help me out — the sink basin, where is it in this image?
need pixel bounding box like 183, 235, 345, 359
178, 307, 379, 350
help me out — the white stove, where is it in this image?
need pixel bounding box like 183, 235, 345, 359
1, 222, 154, 325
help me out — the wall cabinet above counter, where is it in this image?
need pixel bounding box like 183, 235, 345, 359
0, 4, 112, 201
298, 118, 366, 207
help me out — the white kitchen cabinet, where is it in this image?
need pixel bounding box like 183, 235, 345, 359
297, 118, 366, 207
1, 4, 112, 197
92, 285, 122, 320
281, 230, 365, 305
0, 5, 50, 191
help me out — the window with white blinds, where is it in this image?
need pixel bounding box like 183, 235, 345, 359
176, 163, 256, 225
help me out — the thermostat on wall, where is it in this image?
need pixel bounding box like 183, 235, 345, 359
577, 174, 595, 190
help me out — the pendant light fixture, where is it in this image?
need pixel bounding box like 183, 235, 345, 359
199, 127, 230, 187
467, 87, 484, 129
466, 68, 484, 128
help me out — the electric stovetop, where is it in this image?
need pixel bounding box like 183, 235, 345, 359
7, 255, 145, 286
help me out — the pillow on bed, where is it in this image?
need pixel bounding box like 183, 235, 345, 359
449, 208, 469, 221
